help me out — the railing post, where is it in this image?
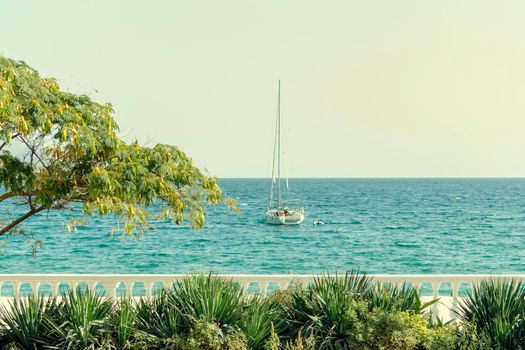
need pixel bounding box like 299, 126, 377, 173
87, 282, 97, 294
102, 282, 118, 299
278, 281, 288, 291
145, 281, 153, 299
431, 282, 441, 317
32, 282, 40, 298
450, 282, 460, 320
67, 282, 76, 294
50, 282, 59, 297
260, 282, 269, 296
13, 281, 21, 300
124, 282, 134, 297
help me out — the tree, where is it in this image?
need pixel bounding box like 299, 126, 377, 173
0, 55, 230, 239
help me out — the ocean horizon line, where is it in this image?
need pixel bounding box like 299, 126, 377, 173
218, 176, 525, 180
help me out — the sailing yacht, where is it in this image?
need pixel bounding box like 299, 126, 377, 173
265, 81, 305, 225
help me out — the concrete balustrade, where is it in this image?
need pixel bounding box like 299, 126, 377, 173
0, 274, 523, 322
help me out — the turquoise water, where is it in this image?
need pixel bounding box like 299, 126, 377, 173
1, 178, 525, 274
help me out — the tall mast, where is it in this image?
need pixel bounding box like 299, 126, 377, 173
277, 80, 282, 207
268, 84, 279, 208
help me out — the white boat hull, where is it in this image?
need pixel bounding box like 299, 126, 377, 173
265, 209, 305, 225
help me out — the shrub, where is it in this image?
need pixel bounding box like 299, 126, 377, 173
314, 271, 374, 298
283, 271, 375, 348
110, 298, 139, 349
457, 278, 525, 349
44, 288, 114, 349
171, 274, 246, 331
0, 273, 518, 349
182, 318, 247, 350
267, 288, 296, 315
365, 309, 458, 350
370, 283, 438, 314
281, 332, 316, 350
454, 322, 492, 350
264, 327, 316, 350
133, 293, 181, 346
242, 297, 282, 349
266, 287, 297, 337
288, 285, 369, 348
0, 296, 54, 349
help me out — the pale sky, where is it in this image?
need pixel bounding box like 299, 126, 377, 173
2, 0, 525, 178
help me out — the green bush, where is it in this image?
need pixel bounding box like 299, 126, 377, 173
0, 273, 522, 349
365, 309, 458, 350
457, 278, 525, 349
111, 298, 137, 348
171, 274, 246, 330
133, 291, 181, 345
454, 322, 492, 350
370, 283, 437, 314
0, 296, 54, 349
182, 318, 247, 350
44, 288, 114, 349
242, 297, 282, 349
264, 327, 316, 350
284, 272, 373, 347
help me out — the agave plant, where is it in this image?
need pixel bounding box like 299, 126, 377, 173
134, 292, 181, 344
170, 274, 246, 331
314, 270, 374, 298
241, 296, 282, 349
111, 298, 137, 348
44, 287, 114, 349
286, 271, 373, 348
457, 278, 525, 349
0, 296, 55, 349
370, 283, 438, 315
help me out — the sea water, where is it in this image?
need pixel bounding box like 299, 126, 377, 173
1, 178, 524, 275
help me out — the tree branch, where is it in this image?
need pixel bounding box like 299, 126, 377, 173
0, 192, 16, 203
0, 206, 45, 237
0, 191, 38, 204
18, 136, 50, 173
0, 133, 20, 151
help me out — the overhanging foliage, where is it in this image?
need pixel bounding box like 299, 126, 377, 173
0, 55, 231, 238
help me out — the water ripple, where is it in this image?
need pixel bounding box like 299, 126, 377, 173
1, 178, 525, 274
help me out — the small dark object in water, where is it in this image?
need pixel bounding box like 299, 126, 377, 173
313, 220, 325, 225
